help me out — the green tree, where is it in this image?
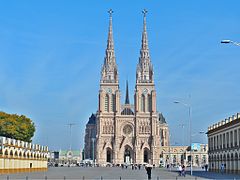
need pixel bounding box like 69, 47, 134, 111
0, 111, 35, 142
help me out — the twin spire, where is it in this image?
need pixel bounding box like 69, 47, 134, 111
137, 9, 154, 83
101, 9, 118, 83
101, 9, 153, 85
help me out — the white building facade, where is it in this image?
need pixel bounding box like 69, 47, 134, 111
207, 113, 240, 173
160, 144, 208, 167
0, 136, 48, 174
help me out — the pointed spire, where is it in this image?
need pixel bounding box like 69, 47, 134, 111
107, 9, 114, 50
125, 80, 130, 104
136, 9, 154, 83
101, 9, 118, 83
141, 9, 149, 51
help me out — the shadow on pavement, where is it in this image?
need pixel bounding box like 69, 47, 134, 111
186, 170, 240, 180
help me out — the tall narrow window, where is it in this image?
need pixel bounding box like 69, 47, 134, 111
148, 94, 152, 112
105, 95, 109, 112
141, 94, 145, 112
111, 94, 115, 112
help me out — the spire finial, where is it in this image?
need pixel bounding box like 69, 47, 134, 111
142, 9, 148, 17
142, 9, 147, 32
108, 9, 113, 17
125, 80, 130, 104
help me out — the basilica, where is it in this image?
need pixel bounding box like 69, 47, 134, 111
84, 10, 169, 166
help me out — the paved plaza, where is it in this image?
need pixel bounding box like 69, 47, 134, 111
1, 167, 240, 180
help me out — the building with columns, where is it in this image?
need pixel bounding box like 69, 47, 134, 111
84, 10, 169, 166
160, 144, 208, 167
0, 136, 48, 174
207, 113, 240, 173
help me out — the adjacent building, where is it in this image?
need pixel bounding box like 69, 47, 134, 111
0, 136, 48, 174
160, 144, 208, 167
84, 114, 97, 160
84, 10, 169, 166
207, 113, 240, 173
49, 150, 82, 166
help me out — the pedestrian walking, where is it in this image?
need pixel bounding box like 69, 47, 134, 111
181, 164, 186, 177
220, 163, 225, 174
204, 164, 208, 172
178, 164, 182, 176
145, 164, 153, 180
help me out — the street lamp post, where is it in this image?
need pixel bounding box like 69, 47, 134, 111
168, 133, 171, 171
179, 123, 186, 145
221, 39, 240, 46
174, 101, 193, 176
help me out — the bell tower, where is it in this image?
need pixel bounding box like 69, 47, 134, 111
96, 9, 120, 165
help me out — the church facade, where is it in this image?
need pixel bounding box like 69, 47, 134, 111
85, 10, 169, 166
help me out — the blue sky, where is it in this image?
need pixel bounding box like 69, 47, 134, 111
0, 0, 240, 150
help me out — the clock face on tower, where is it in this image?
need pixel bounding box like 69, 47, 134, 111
106, 88, 112, 94
143, 88, 148, 94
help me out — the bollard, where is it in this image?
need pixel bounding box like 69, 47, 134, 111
7, 175, 9, 180
120, 176, 121, 180
45, 175, 47, 180
26, 176, 28, 180
101, 176, 103, 180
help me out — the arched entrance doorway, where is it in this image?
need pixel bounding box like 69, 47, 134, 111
143, 148, 150, 163
124, 146, 133, 164
106, 148, 112, 163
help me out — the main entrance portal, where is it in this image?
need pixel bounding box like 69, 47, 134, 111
144, 148, 150, 163
124, 146, 132, 164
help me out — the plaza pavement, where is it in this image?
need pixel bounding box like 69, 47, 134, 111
1, 167, 240, 180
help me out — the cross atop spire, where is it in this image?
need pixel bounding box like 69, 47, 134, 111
142, 9, 148, 17
108, 9, 113, 16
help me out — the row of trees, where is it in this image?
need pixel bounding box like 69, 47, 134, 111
0, 111, 35, 142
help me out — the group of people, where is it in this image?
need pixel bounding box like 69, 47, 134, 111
120, 164, 142, 170
178, 164, 186, 177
